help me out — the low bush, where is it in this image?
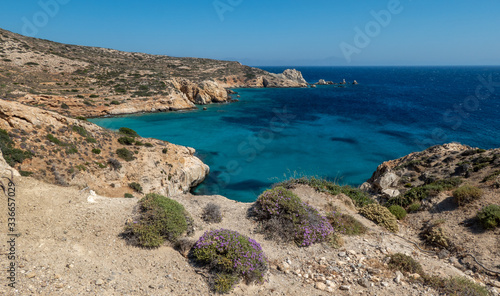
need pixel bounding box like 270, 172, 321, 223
388, 253, 424, 275
0, 129, 33, 167
277, 177, 373, 208
108, 158, 122, 170
61, 103, 69, 109
116, 148, 135, 161
327, 210, 367, 235
134, 140, 144, 146
72, 125, 88, 137
359, 203, 399, 232
75, 116, 87, 121
407, 202, 421, 213
119, 127, 139, 137
192, 229, 267, 293
253, 187, 333, 246
162, 148, 168, 154
388, 177, 463, 208
124, 193, 134, 198
128, 182, 143, 193
124, 193, 191, 248
476, 204, 500, 229
91, 148, 101, 154
423, 276, 489, 296
201, 203, 223, 223
453, 185, 482, 206
66, 146, 78, 154
118, 136, 135, 145
388, 205, 407, 220
145, 143, 154, 147
174, 238, 195, 258
421, 222, 450, 249
47, 134, 68, 146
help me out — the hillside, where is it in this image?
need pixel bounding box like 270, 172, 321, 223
0, 28, 307, 117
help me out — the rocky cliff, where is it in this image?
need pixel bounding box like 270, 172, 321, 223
0, 99, 208, 197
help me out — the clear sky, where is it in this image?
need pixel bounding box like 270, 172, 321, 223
0, 0, 499, 66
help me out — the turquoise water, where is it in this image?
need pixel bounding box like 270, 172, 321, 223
90, 66, 500, 202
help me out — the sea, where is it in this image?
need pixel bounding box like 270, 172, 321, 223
89, 66, 500, 202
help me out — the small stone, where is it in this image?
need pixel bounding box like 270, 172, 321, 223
26, 272, 36, 279
96, 279, 104, 286
409, 273, 421, 280
381, 282, 389, 287
55, 283, 64, 289
340, 285, 350, 291
315, 282, 327, 291
491, 280, 500, 288
337, 261, 346, 266
66, 264, 74, 269
394, 271, 404, 284
438, 249, 450, 259
304, 274, 309, 279
347, 250, 357, 256
338, 252, 347, 257
326, 280, 335, 287
286, 258, 292, 265
358, 278, 370, 288
465, 270, 474, 276
54, 274, 62, 280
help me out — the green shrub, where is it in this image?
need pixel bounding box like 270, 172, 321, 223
476, 204, 500, 229
482, 170, 500, 183
72, 125, 88, 137
124, 193, 134, 198
388, 177, 462, 208
254, 187, 333, 246
128, 182, 143, 193
125, 193, 191, 247
19, 170, 33, 177
359, 204, 399, 232
108, 158, 122, 170
192, 229, 267, 293
66, 146, 78, 154
118, 136, 135, 145
388, 253, 423, 275
86, 137, 97, 143
453, 185, 482, 206
408, 202, 421, 213
89, 94, 99, 98
145, 143, 153, 147
0, 130, 34, 167
47, 134, 68, 146
75, 116, 87, 121
388, 205, 407, 220
162, 148, 168, 154
110, 100, 121, 105
91, 148, 101, 154
61, 103, 69, 109
116, 148, 135, 161
278, 177, 373, 208
119, 127, 139, 137
95, 162, 107, 168
424, 276, 489, 296
134, 140, 144, 146
327, 210, 367, 235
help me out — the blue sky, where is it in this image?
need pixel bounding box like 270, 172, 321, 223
0, 0, 499, 66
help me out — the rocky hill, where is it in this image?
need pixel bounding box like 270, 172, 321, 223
0, 99, 208, 197
0, 28, 307, 117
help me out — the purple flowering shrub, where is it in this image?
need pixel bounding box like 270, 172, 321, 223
192, 229, 268, 293
254, 187, 334, 247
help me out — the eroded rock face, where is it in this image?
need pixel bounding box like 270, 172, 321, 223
171, 79, 229, 105
0, 99, 208, 197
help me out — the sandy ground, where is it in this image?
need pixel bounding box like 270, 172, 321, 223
0, 178, 494, 296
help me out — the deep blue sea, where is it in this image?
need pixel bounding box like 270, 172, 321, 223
90, 66, 500, 202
